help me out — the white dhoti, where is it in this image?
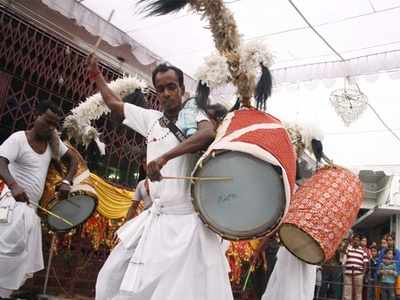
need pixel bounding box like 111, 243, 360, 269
0, 187, 44, 291
262, 247, 316, 300
96, 199, 233, 300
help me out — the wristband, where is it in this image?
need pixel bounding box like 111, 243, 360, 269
89, 70, 101, 80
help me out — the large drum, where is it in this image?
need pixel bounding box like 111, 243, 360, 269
191, 109, 296, 240
279, 166, 363, 264
41, 144, 97, 232
47, 184, 97, 232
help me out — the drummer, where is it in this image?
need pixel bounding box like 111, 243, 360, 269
0, 100, 77, 298
88, 55, 234, 300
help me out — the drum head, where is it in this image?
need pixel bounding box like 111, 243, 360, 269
192, 151, 286, 240
47, 193, 96, 232
279, 224, 325, 265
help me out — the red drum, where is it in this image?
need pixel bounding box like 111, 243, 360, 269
279, 166, 363, 264
191, 109, 296, 240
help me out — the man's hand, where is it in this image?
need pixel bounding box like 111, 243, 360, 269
10, 183, 29, 203
57, 183, 71, 200
147, 156, 168, 181
86, 53, 100, 75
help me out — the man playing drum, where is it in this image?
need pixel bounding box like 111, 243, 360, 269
0, 100, 78, 299
88, 54, 233, 300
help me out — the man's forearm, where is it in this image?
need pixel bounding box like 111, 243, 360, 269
0, 158, 17, 186
63, 150, 78, 183
162, 123, 215, 162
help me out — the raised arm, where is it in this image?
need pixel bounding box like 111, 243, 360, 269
147, 120, 215, 181
87, 54, 124, 115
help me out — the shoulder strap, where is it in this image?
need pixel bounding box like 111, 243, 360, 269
159, 116, 186, 143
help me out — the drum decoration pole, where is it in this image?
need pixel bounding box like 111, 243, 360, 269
42, 233, 57, 295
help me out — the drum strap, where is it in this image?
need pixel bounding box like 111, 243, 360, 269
159, 116, 186, 143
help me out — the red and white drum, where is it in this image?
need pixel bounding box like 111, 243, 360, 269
191, 109, 296, 240
279, 166, 363, 264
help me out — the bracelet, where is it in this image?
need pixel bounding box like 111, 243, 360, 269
89, 70, 101, 80
61, 179, 72, 186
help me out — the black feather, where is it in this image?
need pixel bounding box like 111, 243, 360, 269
195, 81, 210, 111
138, 0, 189, 16
255, 64, 273, 111
229, 98, 241, 112
311, 139, 323, 163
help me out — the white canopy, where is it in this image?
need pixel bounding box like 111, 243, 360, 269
39, 0, 400, 168
42, 0, 400, 84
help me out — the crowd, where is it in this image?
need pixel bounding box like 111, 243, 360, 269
315, 233, 400, 300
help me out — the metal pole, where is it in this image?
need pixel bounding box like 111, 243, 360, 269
43, 234, 57, 295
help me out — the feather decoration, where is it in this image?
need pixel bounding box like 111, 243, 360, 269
255, 64, 272, 110
195, 81, 210, 111
138, 0, 189, 16
311, 139, 323, 163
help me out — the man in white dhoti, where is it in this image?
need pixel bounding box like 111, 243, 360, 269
0, 100, 77, 299
261, 246, 317, 300
88, 55, 233, 300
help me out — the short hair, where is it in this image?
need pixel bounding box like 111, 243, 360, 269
370, 245, 377, 250
152, 63, 184, 89
36, 100, 62, 116
352, 234, 361, 240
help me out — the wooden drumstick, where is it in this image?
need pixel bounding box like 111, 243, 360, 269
162, 176, 232, 181
92, 9, 115, 53
30, 202, 74, 227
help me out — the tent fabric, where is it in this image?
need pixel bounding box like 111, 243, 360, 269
40, 0, 400, 85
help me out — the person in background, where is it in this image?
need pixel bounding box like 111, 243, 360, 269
343, 234, 369, 300
369, 246, 379, 300
379, 250, 397, 300
125, 155, 152, 222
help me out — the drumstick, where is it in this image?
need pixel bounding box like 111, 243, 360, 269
30, 202, 74, 227
162, 176, 232, 181
92, 9, 115, 53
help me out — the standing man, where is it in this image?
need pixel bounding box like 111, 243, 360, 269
88, 55, 233, 300
0, 100, 77, 299
343, 234, 369, 300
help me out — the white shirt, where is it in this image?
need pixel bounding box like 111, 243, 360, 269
0, 131, 68, 206
123, 103, 208, 204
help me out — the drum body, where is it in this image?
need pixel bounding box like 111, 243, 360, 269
47, 184, 97, 232
279, 166, 363, 264
191, 109, 296, 240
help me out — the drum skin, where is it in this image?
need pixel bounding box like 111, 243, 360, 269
192, 151, 285, 240
279, 166, 363, 264
47, 184, 97, 232
192, 109, 296, 240
41, 143, 97, 231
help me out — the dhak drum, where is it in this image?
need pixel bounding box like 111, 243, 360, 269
41, 144, 97, 232
279, 166, 363, 264
191, 109, 296, 240
47, 183, 97, 232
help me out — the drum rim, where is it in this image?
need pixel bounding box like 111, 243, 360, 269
191, 149, 285, 241
46, 190, 98, 232
279, 223, 325, 265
